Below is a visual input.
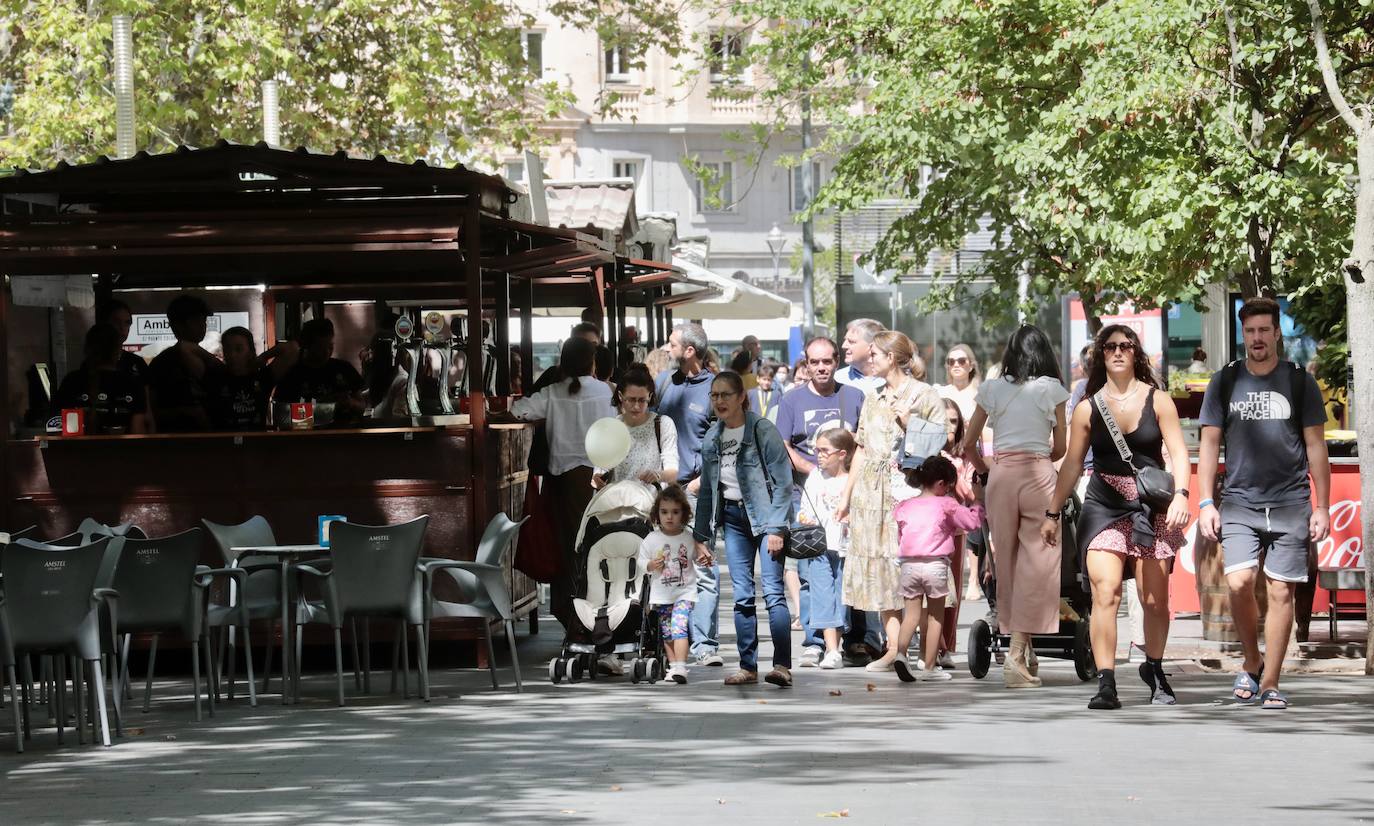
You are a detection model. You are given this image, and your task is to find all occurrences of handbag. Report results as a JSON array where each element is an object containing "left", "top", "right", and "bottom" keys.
[
  {"left": 785, "top": 482, "right": 829, "bottom": 560},
  {"left": 1091, "top": 391, "right": 1174, "bottom": 512}
]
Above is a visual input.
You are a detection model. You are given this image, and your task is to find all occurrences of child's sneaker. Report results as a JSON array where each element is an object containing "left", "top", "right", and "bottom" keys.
[
  {"left": 893, "top": 654, "right": 917, "bottom": 683},
  {"left": 798, "top": 646, "right": 823, "bottom": 668},
  {"left": 670, "top": 663, "right": 688, "bottom": 684},
  {"left": 819, "top": 650, "right": 844, "bottom": 670},
  {"left": 918, "top": 665, "right": 953, "bottom": 681}
]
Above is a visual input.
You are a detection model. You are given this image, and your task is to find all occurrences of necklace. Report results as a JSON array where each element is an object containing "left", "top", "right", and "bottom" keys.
[{"left": 1104, "top": 380, "right": 1139, "bottom": 403}]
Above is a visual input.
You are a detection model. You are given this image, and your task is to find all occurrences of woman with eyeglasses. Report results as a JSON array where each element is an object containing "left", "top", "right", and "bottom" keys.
[
  {"left": 593, "top": 364, "right": 679, "bottom": 489},
  {"left": 692, "top": 371, "right": 796, "bottom": 687},
  {"left": 1040, "top": 325, "right": 1190, "bottom": 709},
  {"left": 836, "top": 331, "right": 948, "bottom": 674},
  {"left": 962, "top": 325, "right": 1069, "bottom": 689}
]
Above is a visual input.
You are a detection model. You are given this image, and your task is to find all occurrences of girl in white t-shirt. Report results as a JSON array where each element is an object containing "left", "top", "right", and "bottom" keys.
[
  {"left": 797, "top": 427, "right": 855, "bottom": 669},
  {"left": 962, "top": 325, "right": 1069, "bottom": 690},
  {"left": 636, "top": 485, "right": 705, "bottom": 684}
]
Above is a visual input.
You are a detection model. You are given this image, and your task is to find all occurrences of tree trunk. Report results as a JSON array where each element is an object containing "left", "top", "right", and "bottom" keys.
[
  {"left": 1348, "top": 129, "right": 1374, "bottom": 673},
  {"left": 1080, "top": 285, "right": 1104, "bottom": 336},
  {"left": 1241, "top": 216, "right": 1277, "bottom": 298}
]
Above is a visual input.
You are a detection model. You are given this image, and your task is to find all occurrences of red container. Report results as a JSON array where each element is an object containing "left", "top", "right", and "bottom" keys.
[{"left": 60, "top": 408, "right": 85, "bottom": 436}]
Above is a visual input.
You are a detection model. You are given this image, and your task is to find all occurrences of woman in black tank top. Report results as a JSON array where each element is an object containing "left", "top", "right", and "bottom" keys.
[{"left": 1040, "top": 326, "right": 1192, "bottom": 710}]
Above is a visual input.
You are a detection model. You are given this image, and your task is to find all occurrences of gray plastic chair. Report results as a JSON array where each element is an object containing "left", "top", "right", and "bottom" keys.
[
  {"left": 421, "top": 513, "right": 529, "bottom": 693},
  {"left": 201, "top": 516, "right": 289, "bottom": 704},
  {"left": 47, "top": 521, "right": 145, "bottom": 548},
  {"left": 0, "top": 538, "right": 118, "bottom": 752},
  {"left": 294, "top": 516, "right": 430, "bottom": 706},
  {"left": 111, "top": 529, "right": 216, "bottom": 721}
]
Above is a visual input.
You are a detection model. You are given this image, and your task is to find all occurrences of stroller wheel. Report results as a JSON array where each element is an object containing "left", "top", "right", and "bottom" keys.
[
  {"left": 549, "top": 657, "right": 566, "bottom": 684},
  {"left": 647, "top": 659, "right": 664, "bottom": 683},
  {"left": 585, "top": 654, "right": 599, "bottom": 681},
  {"left": 1073, "top": 618, "right": 1098, "bottom": 681},
  {"left": 967, "top": 619, "right": 993, "bottom": 679},
  {"left": 631, "top": 659, "right": 645, "bottom": 684},
  {"left": 569, "top": 656, "right": 585, "bottom": 683}
]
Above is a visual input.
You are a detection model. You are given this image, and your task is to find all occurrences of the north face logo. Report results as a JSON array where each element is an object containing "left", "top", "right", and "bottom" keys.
[{"left": 1229, "top": 391, "right": 1292, "bottom": 421}]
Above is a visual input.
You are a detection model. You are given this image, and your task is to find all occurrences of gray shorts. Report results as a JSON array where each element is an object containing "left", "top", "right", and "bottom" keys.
[{"left": 1220, "top": 502, "right": 1313, "bottom": 583}]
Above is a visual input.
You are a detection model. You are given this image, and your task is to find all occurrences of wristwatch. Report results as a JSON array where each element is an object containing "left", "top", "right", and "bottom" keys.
[
  {"left": 1044, "top": 510, "right": 1062, "bottom": 522},
  {"left": 1174, "top": 488, "right": 1189, "bottom": 498},
  {"left": 973, "top": 471, "right": 990, "bottom": 486}
]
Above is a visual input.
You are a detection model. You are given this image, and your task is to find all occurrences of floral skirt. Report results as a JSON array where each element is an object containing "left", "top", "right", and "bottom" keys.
[{"left": 1085, "top": 474, "right": 1184, "bottom": 560}]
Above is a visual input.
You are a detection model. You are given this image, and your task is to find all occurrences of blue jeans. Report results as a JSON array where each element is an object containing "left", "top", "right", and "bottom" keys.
[
  {"left": 804, "top": 552, "right": 845, "bottom": 631},
  {"left": 687, "top": 491, "right": 719, "bottom": 657},
  {"left": 723, "top": 502, "right": 791, "bottom": 671},
  {"left": 843, "top": 608, "right": 884, "bottom": 652}
]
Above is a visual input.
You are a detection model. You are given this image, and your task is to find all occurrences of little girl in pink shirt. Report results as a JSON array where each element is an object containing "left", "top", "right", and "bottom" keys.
[{"left": 891, "top": 454, "right": 986, "bottom": 681}]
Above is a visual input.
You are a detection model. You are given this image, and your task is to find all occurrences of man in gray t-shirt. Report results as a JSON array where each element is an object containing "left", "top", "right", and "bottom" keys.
[{"left": 1197, "top": 298, "right": 1330, "bottom": 710}]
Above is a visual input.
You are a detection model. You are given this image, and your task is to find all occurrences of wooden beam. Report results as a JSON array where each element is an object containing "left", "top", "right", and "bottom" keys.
[{"left": 463, "top": 206, "right": 488, "bottom": 554}]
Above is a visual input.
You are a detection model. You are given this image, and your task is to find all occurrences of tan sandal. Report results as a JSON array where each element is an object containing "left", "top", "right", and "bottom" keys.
[{"left": 724, "top": 670, "right": 759, "bottom": 685}]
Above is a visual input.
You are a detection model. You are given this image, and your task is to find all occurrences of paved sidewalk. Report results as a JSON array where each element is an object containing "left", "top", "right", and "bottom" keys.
[{"left": 2, "top": 590, "right": 1370, "bottom": 825}]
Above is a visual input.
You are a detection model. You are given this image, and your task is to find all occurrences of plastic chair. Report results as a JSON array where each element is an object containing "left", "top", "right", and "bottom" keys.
[
  {"left": 111, "top": 529, "right": 216, "bottom": 721},
  {"left": 201, "top": 516, "right": 290, "bottom": 704},
  {"left": 421, "top": 513, "right": 529, "bottom": 693},
  {"left": 47, "top": 521, "right": 145, "bottom": 548},
  {"left": 294, "top": 516, "right": 430, "bottom": 706},
  {"left": 0, "top": 538, "right": 119, "bottom": 752}
]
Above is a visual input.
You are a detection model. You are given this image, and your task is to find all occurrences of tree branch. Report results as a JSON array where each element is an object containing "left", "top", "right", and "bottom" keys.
[{"left": 1307, "top": 0, "right": 1364, "bottom": 134}]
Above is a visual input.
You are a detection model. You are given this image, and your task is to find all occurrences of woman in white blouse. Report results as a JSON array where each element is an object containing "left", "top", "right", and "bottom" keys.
[
  {"left": 594, "top": 364, "right": 679, "bottom": 488},
  {"left": 511, "top": 336, "right": 616, "bottom": 626},
  {"left": 962, "top": 325, "right": 1069, "bottom": 689}
]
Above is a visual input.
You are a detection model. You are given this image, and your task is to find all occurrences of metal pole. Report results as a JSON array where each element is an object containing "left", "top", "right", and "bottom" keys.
[
  {"left": 112, "top": 15, "right": 135, "bottom": 159},
  {"left": 801, "top": 70, "right": 816, "bottom": 335},
  {"left": 262, "top": 80, "right": 280, "bottom": 146}
]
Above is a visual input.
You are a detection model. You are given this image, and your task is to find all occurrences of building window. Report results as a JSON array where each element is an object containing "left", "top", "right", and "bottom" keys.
[
  {"left": 503, "top": 160, "right": 525, "bottom": 183},
  {"left": 612, "top": 159, "right": 641, "bottom": 183},
  {"left": 708, "top": 31, "right": 745, "bottom": 83},
  {"left": 695, "top": 161, "right": 736, "bottom": 213},
  {"left": 522, "top": 31, "right": 544, "bottom": 75},
  {"left": 604, "top": 43, "right": 631, "bottom": 83},
  {"left": 790, "top": 163, "right": 823, "bottom": 212}
]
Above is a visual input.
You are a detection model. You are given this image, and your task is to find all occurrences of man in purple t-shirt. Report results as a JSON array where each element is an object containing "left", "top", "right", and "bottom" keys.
[{"left": 775, "top": 336, "right": 867, "bottom": 666}]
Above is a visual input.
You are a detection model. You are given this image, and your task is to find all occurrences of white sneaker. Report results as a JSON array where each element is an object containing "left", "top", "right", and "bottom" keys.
[
  {"left": 798, "top": 646, "right": 823, "bottom": 668},
  {"left": 670, "top": 663, "right": 688, "bottom": 684},
  {"left": 892, "top": 654, "right": 916, "bottom": 682},
  {"left": 937, "top": 651, "right": 956, "bottom": 670},
  {"left": 865, "top": 653, "right": 896, "bottom": 672},
  {"left": 918, "top": 665, "right": 953, "bottom": 681},
  {"left": 695, "top": 651, "right": 724, "bottom": 667},
  {"left": 819, "top": 650, "right": 844, "bottom": 670}
]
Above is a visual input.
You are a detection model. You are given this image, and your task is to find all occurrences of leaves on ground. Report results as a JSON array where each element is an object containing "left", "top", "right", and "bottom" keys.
[{"left": 818, "top": 809, "right": 851, "bottom": 818}]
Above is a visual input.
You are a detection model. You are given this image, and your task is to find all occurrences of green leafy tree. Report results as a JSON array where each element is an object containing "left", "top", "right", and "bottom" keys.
[
  {"left": 727, "top": 0, "right": 1366, "bottom": 330},
  {"left": 0, "top": 1, "right": 679, "bottom": 168}
]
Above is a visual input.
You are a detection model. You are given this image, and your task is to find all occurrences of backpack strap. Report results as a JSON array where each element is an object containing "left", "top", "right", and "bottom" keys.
[{"left": 1215, "top": 360, "right": 1241, "bottom": 430}]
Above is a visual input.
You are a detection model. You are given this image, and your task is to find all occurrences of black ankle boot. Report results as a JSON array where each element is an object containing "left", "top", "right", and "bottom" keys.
[
  {"left": 1140, "top": 658, "right": 1176, "bottom": 705},
  {"left": 1088, "top": 669, "right": 1121, "bottom": 710}
]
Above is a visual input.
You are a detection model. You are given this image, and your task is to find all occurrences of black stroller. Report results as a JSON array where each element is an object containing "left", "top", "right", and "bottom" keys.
[{"left": 966, "top": 493, "right": 1097, "bottom": 681}]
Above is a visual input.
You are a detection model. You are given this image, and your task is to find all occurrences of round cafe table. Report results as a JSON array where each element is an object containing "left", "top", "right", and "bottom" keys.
[{"left": 230, "top": 544, "right": 327, "bottom": 705}]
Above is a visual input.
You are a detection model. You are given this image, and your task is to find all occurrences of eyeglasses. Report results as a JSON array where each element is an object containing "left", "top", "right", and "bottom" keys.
[
  {"left": 815, "top": 447, "right": 843, "bottom": 457},
  {"left": 708, "top": 391, "right": 739, "bottom": 401},
  {"left": 1102, "top": 341, "right": 1136, "bottom": 354},
  {"left": 945, "top": 356, "right": 969, "bottom": 366},
  {"left": 620, "top": 396, "right": 650, "bottom": 406}
]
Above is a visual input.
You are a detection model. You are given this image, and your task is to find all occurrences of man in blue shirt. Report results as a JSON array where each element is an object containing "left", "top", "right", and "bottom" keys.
[
  {"left": 837, "top": 318, "right": 884, "bottom": 393},
  {"left": 655, "top": 322, "right": 723, "bottom": 666}
]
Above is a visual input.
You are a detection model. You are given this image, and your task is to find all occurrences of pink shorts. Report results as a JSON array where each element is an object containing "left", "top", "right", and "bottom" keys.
[{"left": 899, "top": 558, "right": 951, "bottom": 600}]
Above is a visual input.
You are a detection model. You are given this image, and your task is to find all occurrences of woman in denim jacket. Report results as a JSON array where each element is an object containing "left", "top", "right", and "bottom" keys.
[{"left": 692, "top": 371, "right": 796, "bottom": 687}]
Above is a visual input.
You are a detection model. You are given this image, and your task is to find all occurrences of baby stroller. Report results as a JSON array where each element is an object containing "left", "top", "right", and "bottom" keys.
[
  {"left": 548, "top": 480, "right": 666, "bottom": 684},
  {"left": 966, "top": 493, "right": 1097, "bottom": 681}
]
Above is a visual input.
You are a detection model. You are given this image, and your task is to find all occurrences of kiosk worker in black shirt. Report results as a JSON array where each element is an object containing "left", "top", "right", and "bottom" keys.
[
  {"left": 207, "top": 326, "right": 273, "bottom": 430},
  {"left": 147, "top": 294, "right": 223, "bottom": 432},
  {"left": 52, "top": 323, "right": 149, "bottom": 434},
  {"left": 274, "top": 319, "right": 365, "bottom": 420}
]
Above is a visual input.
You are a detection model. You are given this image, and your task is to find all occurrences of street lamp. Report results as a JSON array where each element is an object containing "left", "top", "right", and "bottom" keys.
[{"left": 766, "top": 222, "right": 787, "bottom": 290}]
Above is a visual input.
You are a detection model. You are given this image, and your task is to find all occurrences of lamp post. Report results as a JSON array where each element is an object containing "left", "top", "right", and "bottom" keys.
[{"left": 766, "top": 222, "right": 787, "bottom": 291}]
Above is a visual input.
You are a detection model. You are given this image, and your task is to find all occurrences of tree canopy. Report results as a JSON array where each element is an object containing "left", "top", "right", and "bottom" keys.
[
  {"left": 0, "top": 0, "right": 679, "bottom": 169},
  {"left": 733, "top": 0, "right": 1373, "bottom": 328}
]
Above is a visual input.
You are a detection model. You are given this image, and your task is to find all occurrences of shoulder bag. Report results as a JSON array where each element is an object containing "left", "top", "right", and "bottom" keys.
[
  {"left": 1091, "top": 391, "right": 1174, "bottom": 512},
  {"left": 748, "top": 418, "right": 825, "bottom": 559}
]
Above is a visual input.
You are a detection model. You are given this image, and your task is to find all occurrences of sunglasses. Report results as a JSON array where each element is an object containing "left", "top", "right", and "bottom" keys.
[
  {"left": 1102, "top": 341, "right": 1136, "bottom": 354},
  {"left": 945, "top": 356, "right": 969, "bottom": 366}
]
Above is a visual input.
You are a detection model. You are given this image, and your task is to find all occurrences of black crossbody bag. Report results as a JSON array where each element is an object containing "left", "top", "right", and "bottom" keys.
[{"left": 1092, "top": 391, "right": 1174, "bottom": 512}]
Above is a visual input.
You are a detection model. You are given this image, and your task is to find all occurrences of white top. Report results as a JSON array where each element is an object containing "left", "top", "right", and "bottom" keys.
[
  {"left": 836, "top": 364, "right": 884, "bottom": 394},
  {"left": 718, "top": 424, "right": 745, "bottom": 500},
  {"left": 937, "top": 382, "right": 978, "bottom": 423},
  {"left": 798, "top": 469, "right": 850, "bottom": 555},
  {"left": 636, "top": 528, "right": 699, "bottom": 606},
  {"left": 974, "top": 376, "right": 1069, "bottom": 456},
  {"left": 510, "top": 376, "right": 616, "bottom": 475},
  {"left": 608, "top": 414, "right": 679, "bottom": 483}
]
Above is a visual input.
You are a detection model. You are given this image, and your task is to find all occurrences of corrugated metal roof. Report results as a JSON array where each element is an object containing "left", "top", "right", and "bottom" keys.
[{"left": 543, "top": 179, "right": 638, "bottom": 242}]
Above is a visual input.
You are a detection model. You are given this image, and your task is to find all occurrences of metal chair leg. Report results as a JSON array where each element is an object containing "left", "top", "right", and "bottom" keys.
[
  {"left": 261, "top": 627, "right": 274, "bottom": 695},
  {"left": 6, "top": 665, "right": 21, "bottom": 754},
  {"left": 332, "top": 627, "right": 346, "bottom": 707},
  {"left": 389, "top": 629, "right": 400, "bottom": 694},
  {"left": 351, "top": 619, "right": 363, "bottom": 690},
  {"left": 399, "top": 619, "right": 410, "bottom": 699},
  {"left": 240, "top": 620, "right": 258, "bottom": 707},
  {"left": 19, "top": 656, "right": 33, "bottom": 741},
  {"left": 72, "top": 656, "right": 85, "bottom": 746},
  {"left": 119, "top": 635, "right": 133, "bottom": 702},
  {"left": 505, "top": 620, "right": 524, "bottom": 693},
  {"left": 54, "top": 656, "right": 65, "bottom": 746},
  {"left": 413, "top": 623, "right": 430, "bottom": 702},
  {"left": 482, "top": 621, "right": 500, "bottom": 690},
  {"left": 90, "top": 660, "right": 111, "bottom": 748},
  {"left": 203, "top": 635, "right": 216, "bottom": 718},
  {"left": 144, "top": 634, "right": 159, "bottom": 713},
  {"left": 361, "top": 620, "right": 372, "bottom": 694},
  {"left": 191, "top": 632, "right": 202, "bottom": 723}
]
